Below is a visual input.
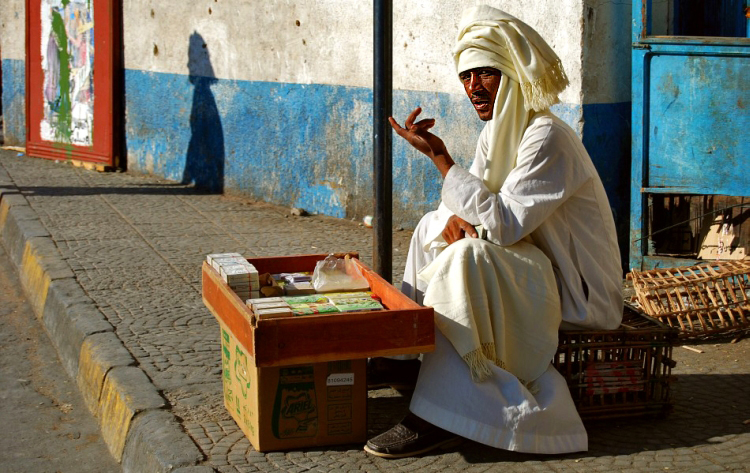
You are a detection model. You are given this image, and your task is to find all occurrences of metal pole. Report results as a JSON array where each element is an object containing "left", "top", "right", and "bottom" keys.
[{"left": 373, "top": 0, "right": 393, "bottom": 282}]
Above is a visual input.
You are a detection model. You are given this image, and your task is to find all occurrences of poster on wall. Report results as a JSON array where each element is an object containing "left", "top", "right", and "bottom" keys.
[
  {"left": 40, "top": 0, "right": 95, "bottom": 146},
  {"left": 26, "top": 0, "right": 120, "bottom": 168}
]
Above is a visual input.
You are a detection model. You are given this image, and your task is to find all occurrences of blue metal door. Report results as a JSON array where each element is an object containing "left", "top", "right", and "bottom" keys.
[{"left": 630, "top": 0, "right": 750, "bottom": 270}]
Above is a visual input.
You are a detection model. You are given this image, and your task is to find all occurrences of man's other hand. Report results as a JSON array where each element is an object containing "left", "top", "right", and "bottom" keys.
[{"left": 442, "top": 215, "right": 478, "bottom": 245}]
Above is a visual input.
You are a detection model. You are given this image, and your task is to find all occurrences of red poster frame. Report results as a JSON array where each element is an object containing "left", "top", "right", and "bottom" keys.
[{"left": 25, "top": 0, "right": 121, "bottom": 168}]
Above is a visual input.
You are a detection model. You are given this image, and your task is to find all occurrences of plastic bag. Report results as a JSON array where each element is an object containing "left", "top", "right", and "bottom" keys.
[{"left": 311, "top": 254, "right": 370, "bottom": 293}]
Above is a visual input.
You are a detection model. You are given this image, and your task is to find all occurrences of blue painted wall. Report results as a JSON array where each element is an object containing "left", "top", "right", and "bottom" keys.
[
  {"left": 124, "top": 68, "right": 484, "bottom": 226},
  {"left": 1, "top": 59, "right": 26, "bottom": 146},
  {"left": 581, "top": 101, "right": 632, "bottom": 268}
]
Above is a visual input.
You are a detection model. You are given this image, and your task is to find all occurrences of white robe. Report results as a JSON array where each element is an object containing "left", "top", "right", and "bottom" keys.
[{"left": 403, "top": 110, "right": 623, "bottom": 454}]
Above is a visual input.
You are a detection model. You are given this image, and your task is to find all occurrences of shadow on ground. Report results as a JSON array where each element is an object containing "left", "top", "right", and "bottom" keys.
[{"left": 351, "top": 372, "right": 750, "bottom": 464}]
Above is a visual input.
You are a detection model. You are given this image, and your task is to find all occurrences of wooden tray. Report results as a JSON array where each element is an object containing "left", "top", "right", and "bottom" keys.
[{"left": 202, "top": 253, "right": 434, "bottom": 367}]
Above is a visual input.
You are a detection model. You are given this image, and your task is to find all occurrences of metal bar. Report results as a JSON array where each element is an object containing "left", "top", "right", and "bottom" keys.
[
  {"left": 642, "top": 187, "right": 750, "bottom": 197},
  {"left": 633, "top": 0, "right": 647, "bottom": 43},
  {"left": 373, "top": 0, "right": 393, "bottom": 282},
  {"left": 640, "top": 38, "right": 750, "bottom": 50},
  {"left": 629, "top": 48, "right": 651, "bottom": 270}
]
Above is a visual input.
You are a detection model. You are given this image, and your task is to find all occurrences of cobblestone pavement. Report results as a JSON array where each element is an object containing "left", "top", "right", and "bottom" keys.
[{"left": 1, "top": 149, "right": 749, "bottom": 472}]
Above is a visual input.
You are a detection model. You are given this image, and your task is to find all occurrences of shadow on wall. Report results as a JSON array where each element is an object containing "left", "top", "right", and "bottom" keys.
[{"left": 183, "top": 31, "right": 224, "bottom": 193}]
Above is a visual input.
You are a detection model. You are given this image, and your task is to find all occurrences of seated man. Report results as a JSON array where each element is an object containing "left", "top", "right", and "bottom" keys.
[{"left": 364, "top": 5, "right": 623, "bottom": 458}]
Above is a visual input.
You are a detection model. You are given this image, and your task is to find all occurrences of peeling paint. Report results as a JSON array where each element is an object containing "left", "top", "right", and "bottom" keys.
[
  {"left": 1, "top": 59, "right": 27, "bottom": 146},
  {"left": 646, "top": 52, "right": 749, "bottom": 196}
]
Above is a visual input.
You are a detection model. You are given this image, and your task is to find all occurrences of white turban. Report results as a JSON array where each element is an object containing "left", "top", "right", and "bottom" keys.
[{"left": 453, "top": 6, "right": 569, "bottom": 193}]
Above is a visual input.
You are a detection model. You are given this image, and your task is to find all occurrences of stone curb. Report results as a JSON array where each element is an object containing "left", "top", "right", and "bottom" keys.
[
  {"left": 122, "top": 410, "right": 206, "bottom": 473},
  {"left": 0, "top": 185, "right": 206, "bottom": 472}
]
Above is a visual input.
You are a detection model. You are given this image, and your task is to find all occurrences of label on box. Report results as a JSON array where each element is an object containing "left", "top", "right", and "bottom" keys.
[
  {"left": 327, "top": 422, "right": 353, "bottom": 436},
  {"left": 327, "top": 403, "right": 353, "bottom": 421},
  {"left": 272, "top": 366, "right": 318, "bottom": 439},
  {"left": 326, "top": 373, "right": 354, "bottom": 386}
]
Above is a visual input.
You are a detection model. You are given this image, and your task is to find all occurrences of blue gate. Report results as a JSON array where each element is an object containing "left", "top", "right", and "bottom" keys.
[{"left": 630, "top": 0, "right": 750, "bottom": 270}]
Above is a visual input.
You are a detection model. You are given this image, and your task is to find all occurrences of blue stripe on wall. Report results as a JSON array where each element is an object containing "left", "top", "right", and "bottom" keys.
[
  {"left": 1, "top": 59, "right": 26, "bottom": 146},
  {"left": 124, "top": 70, "right": 630, "bottom": 255},
  {"left": 581, "top": 101, "right": 632, "bottom": 270},
  {"left": 124, "top": 69, "right": 484, "bottom": 224}
]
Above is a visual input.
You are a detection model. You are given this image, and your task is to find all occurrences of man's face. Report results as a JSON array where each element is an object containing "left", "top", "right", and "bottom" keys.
[{"left": 459, "top": 67, "right": 502, "bottom": 121}]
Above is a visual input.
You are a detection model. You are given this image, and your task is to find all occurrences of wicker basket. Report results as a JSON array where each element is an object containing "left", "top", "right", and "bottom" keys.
[
  {"left": 629, "top": 261, "right": 750, "bottom": 339},
  {"left": 552, "top": 304, "right": 677, "bottom": 420}
]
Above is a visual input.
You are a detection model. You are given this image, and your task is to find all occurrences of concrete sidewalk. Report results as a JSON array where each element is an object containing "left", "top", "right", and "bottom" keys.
[{"left": 0, "top": 148, "right": 748, "bottom": 473}]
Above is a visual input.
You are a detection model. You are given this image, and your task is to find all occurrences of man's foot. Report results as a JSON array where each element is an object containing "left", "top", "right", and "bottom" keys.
[
  {"left": 364, "top": 412, "right": 462, "bottom": 458},
  {"left": 366, "top": 357, "right": 421, "bottom": 390}
]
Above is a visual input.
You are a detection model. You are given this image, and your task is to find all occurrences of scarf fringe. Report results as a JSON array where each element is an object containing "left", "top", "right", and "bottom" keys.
[
  {"left": 520, "top": 58, "right": 570, "bottom": 112},
  {"left": 462, "top": 343, "right": 540, "bottom": 394},
  {"left": 462, "top": 345, "right": 496, "bottom": 383},
  {"left": 525, "top": 379, "right": 541, "bottom": 395}
]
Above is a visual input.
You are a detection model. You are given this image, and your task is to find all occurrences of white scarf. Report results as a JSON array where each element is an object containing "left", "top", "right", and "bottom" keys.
[
  {"left": 453, "top": 5, "right": 569, "bottom": 193},
  {"left": 419, "top": 239, "right": 561, "bottom": 385}
]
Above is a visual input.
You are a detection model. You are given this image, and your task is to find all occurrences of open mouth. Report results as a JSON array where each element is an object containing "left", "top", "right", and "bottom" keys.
[
  {"left": 471, "top": 94, "right": 491, "bottom": 111},
  {"left": 472, "top": 98, "right": 491, "bottom": 111}
]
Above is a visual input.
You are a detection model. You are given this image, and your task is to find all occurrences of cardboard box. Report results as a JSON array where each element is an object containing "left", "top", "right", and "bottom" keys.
[
  {"left": 698, "top": 215, "right": 746, "bottom": 260},
  {"left": 202, "top": 252, "right": 434, "bottom": 451},
  {"left": 218, "top": 319, "right": 366, "bottom": 451}
]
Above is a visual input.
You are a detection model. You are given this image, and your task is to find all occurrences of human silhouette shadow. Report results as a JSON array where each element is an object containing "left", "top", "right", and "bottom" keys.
[{"left": 183, "top": 32, "right": 224, "bottom": 193}]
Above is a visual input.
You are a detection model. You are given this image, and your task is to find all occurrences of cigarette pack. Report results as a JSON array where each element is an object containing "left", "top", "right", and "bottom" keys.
[
  {"left": 282, "top": 295, "right": 329, "bottom": 305},
  {"left": 276, "top": 272, "right": 313, "bottom": 283},
  {"left": 211, "top": 256, "right": 247, "bottom": 271},
  {"left": 324, "top": 292, "right": 376, "bottom": 301},
  {"left": 206, "top": 252, "right": 243, "bottom": 266},
  {"left": 284, "top": 281, "right": 316, "bottom": 295},
  {"left": 291, "top": 303, "right": 340, "bottom": 316},
  {"left": 256, "top": 307, "right": 294, "bottom": 319},
  {"left": 254, "top": 297, "right": 285, "bottom": 304},
  {"left": 331, "top": 298, "right": 384, "bottom": 313},
  {"left": 249, "top": 301, "right": 291, "bottom": 311}
]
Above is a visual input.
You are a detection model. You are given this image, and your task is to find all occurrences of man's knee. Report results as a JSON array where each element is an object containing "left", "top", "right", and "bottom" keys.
[{"left": 449, "top": 237, "right": 492, "bottom": 257}]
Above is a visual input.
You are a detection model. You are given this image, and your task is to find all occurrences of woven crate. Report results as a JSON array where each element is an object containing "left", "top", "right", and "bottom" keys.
[
  {"left": 629, "top": 261, "right": 750, "bottom": 339},
  {"left": 552, "top": 304, "right": 677, "bottom": 420}
]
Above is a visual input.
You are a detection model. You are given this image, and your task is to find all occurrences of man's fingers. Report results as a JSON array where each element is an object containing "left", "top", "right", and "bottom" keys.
[
  {"left": 412, "top": 118, "right": 435, "bottom": 130},
  {"left": 404, "top": 107, "right": 422, "bottom": 128},
  {"left": 389, "top": 117, "right": 411, "bottom": 140},
  {"left": 461, "top": 221, "right": 478, "bottom": 237}
]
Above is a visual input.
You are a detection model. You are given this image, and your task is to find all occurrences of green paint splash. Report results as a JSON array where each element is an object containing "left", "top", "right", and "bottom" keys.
[{"left": 51, "top": 9, "right": 72, "bottom": 143}]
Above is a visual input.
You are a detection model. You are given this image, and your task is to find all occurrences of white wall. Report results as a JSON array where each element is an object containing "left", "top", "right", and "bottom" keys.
[
  {"left": 123, "top": 0, "right": 585, "bottom": 105},
  {"left": 0, "top": 0, "right": 26, "bottom": 60},
  {"left": 0, "top": 0, "right": 633, "bottom": 112}
]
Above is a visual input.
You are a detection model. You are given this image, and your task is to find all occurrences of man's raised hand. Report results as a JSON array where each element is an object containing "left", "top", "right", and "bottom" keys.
[{"left": 389, "top": 107, "right": 455, "bottom": 178}]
